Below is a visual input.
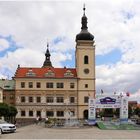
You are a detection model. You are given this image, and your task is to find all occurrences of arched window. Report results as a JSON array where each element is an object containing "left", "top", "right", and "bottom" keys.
[{"left": 84, "top": 55, "right": 89, "bottom": 64}]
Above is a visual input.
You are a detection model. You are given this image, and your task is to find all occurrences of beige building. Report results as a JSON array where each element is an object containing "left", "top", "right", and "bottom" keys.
[
  {"left": 14, "top": 7, "right": 95, "bottom": 120},
  {"left": 0, "top": 87, "right": 3, "bottom": 103}
]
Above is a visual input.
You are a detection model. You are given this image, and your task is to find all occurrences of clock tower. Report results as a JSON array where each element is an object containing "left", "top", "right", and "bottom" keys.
[{"left": 75, "top": 5, "right": 96, "bottom": 119}]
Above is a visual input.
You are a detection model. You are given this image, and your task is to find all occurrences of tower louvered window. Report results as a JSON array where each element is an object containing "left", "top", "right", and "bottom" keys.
[{"left": 84, "top": 55, "right": 89, "bottom": 64}]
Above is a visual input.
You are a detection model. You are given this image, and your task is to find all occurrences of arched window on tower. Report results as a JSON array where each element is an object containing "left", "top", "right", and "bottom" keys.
[{"left": 84, "top": 55, "right": 89, "bottom": 64}]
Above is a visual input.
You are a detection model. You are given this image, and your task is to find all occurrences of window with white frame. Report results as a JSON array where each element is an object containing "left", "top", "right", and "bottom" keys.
[
  {"left": 70, "top": 97, "right": 75, "bottom": 103},
  {"left": 28, "top": 82, "right": 33, "bottom": 88},
  {"left": 56, "top": 83, "right": 64, "bottom": 88},
  {"left": 29, "top": 96, "right": 33, "bottom": 102},
  {"left": 21, "top": 82, "right": 25, "bottom": 88},
  {"left": 29, "top": 110, "right": 33, "bottom": 117},
  {"left": 21, "top": 96, "right": 25, "bottom": 103},
  {"left": 46, "top": 82, "right": 53, "bottom": 88},
  {"left": 56, "top": 97, "right": 64, "bottom": 103},
  {"left": 46, "top": 97, "right": 53, "bottom": 103},
  {"left": 21, "top": 110, "right": 26, "bottom": 116},
  {"left": 70, "top": 83, "right": 75, "bottom": 88}
]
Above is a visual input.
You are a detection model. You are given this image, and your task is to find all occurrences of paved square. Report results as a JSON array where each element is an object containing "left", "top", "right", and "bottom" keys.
[{"left": 1, "top": 124, "right": 140, "bottom": 139}]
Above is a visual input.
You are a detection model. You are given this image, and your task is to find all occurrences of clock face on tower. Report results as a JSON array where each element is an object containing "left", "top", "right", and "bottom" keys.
[{"left": 84, "top": 68, "right": 89, "bottom": 74}]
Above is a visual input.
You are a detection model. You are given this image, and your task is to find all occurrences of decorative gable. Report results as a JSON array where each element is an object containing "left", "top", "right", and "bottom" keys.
[
  {"left": 26, "top": 69, "right": 36, "bottom": 77},
  {"left": 64, "top": 70, "right": 74, "bottom": 77},
  {"left": 45, "top": 69, "right": 55, "bottom": 77}
]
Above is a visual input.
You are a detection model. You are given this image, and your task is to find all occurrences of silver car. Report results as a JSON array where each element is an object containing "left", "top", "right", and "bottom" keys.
[{"left": 0, "top": 120, "right": 16, "bottom": 134}]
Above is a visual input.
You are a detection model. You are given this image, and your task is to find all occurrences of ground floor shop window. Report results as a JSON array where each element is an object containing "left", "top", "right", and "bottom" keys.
[
  {"left": 36, "top": 111, "right": 41, "bottom": 117},
  {"left": 46, "top": 111, "right": 54, "bottom": 117},
  {"left": 71, "top": 111, "right": 75, "bottom": 116},
  {"left": 57, "top": 111, "right": 64, "bottom": 117},
  {"left": 29, "top": 111, "right": 33, "bottom": 116},
  {"left": 21, "top": 110, "right": 26, "bottom": 116}
]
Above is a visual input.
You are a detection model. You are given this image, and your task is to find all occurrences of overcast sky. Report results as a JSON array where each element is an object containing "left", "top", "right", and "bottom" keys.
[{"left": 0, "top": 0, "right": 140, "bottom": 102}]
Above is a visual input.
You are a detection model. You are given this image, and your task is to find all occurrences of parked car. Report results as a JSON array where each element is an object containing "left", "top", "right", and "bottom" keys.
[
  {"left": 0, "top": 120, "right": 16, "bottom": 134},
  {"left": 136, "top": 119, "right": 140, "bottom": 125}
]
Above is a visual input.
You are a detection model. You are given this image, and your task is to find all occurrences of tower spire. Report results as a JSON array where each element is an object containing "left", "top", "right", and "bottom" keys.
[
  {"left": 42, "top": 42, "right": 53, "bottom": 68},
  {"left": 76, "top": 5, "right": 94, "bottom": 41},
  {"left": 47, "top": 42, "right": 49, "bottom": 49},
  {"left": 81, "top": 4, "right": 88, "bottom": 30},
  {"left": 83, "top": 3, "right": 85, "bottom": 15}
]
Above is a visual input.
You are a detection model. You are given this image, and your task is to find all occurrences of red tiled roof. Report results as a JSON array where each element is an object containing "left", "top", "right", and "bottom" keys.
[
  {"left": 14, "top": 67, "right": 77, "bottom": 78},
  {"left": 129, "top": 101, "right": 138, "bottom": 104}
]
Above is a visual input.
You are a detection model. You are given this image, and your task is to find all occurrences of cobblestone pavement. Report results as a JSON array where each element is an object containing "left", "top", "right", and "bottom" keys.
[{"left": 1, "top": 124, "right": 140, "bottom": 139}]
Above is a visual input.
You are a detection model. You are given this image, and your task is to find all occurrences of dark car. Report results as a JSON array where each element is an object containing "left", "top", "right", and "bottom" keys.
[
  {"left": 100, "top": 97, "right": 116, "bottom": 104},
  {"left": 136, "top": 119, "right": 140, "bottom": 125}
]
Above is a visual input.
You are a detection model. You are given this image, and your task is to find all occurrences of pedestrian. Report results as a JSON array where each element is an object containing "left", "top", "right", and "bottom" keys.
[
  {"left": 36, "top": 116, "right": 39, "bottom": 124},
  {"left": 45, "top": 116, "right": 48, "bottom": 127},
  {"left": 39, "top": 116, "right": 42, "bottom": 123}
]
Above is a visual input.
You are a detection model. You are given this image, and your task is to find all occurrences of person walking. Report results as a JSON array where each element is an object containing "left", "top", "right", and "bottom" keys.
[
  {"left": 36, "top": 116, "right": 39, "bottom": 124},
  {"left": 45, "top": 116, "right": 48, "bottom": 127}
]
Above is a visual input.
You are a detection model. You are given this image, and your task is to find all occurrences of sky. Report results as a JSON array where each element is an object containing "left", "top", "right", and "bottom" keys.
[{"left": 0, "top": 0, "right": 140, "bottom": 102}]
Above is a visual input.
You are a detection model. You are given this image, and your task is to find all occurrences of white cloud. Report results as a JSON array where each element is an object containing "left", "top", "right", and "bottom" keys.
[
  {"left": 129, "top": 89, "right": 140, "bottom": 103},
  {"left": 0, "top": 73, "right": 7, "bottom": 79},
  {"left": 0, "top": 38, "right": 9, "bottom": 51},
  {"left": 96, "top": 62, "right": 140, "bottom": 94},
  {"left": 0, "top": 48, "right": 44, "bottom": 75},
  {"left": 51, "top": 52, "right": 72, "bottom": 67}
]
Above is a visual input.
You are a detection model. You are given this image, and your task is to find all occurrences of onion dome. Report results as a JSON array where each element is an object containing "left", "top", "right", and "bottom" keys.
[{"left": 76, "top": 5, "right": 94, "bottom": 41}]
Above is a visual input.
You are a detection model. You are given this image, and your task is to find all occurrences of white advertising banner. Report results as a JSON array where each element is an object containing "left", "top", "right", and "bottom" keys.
[
  {"left": 88, "top": 98, "right": 96, "bottom": 120},
  {"left": 120, "top": 96, "right": 128, "bottom": 121}
]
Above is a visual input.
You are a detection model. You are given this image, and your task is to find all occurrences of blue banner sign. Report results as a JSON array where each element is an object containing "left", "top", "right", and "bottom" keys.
[{"left": 100, "top": 97, "right": 116, "bottom": 104}]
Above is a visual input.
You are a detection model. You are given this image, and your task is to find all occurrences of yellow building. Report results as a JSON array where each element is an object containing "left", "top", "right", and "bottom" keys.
[{"left": 14, "top": 7, "right": 95, "bottom": 120}]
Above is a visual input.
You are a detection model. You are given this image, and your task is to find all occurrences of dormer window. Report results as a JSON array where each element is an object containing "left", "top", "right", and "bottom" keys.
[
  {"left": 45, "top": 69, "right": 55, "bottom": 77},
  {"left": 26, "top": 69, "right": 36, "bottom": 77},
  {"left": 64, "top": 70, "right": 74, "bottom": 77}
]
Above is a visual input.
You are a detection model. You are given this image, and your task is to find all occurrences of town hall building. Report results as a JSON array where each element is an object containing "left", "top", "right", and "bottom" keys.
[{"left": 14, "top": 6, "right": 96, "bottom": 120}]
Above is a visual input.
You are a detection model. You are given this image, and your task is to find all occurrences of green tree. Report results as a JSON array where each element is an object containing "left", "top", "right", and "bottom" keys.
[
  {"left": 8, "top": 105, "right": 18, "bottom": 123},
  {"left": 0, "top": 103, "right": 9, "bottom": 118},
  {"left": 134, "top": 107, "right": 140, "bottom": 117},
  {"left": 128, "top": 105, "right": 133, "bottom": 118},
  {"left": 0, "top": 103, "right": 17, "bottom": 123},
  {"left": 113, "top": 108, "right": 120, "bottom": 118}
]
